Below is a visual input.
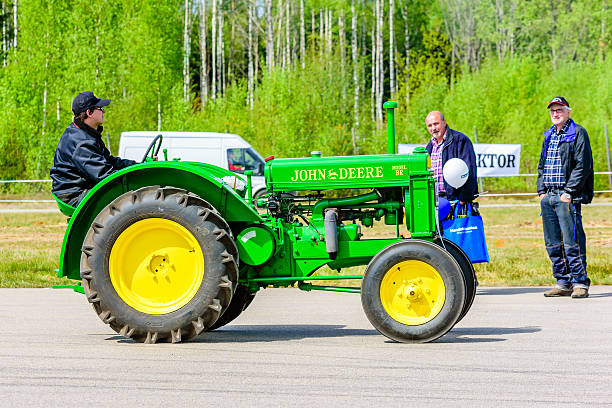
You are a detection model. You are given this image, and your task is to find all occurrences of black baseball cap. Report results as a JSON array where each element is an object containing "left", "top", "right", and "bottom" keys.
[
  {"left": 72, "top": 91, "right": 111, "bottom": 115},
  {"left": 547, "top": 96, "right": 570, "bottom": 109}
]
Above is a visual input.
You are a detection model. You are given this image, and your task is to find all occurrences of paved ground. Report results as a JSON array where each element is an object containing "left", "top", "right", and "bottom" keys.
[{"left": 0, "top": 286, "right": 611, "bottom": 407}]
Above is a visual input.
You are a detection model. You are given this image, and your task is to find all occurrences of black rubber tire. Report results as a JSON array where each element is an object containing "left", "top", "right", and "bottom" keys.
[
  {"left": 207, "top": 284, "right": 256, "bottom": 331},
  {"left": 80, "top": 186, "right": 239, "bottom": 343},
  {"left": 434, "top": 237, "right": 477, "bottom": 323},
  {"left": 361, "top": 240, "right": 466, "bottom": 343}
]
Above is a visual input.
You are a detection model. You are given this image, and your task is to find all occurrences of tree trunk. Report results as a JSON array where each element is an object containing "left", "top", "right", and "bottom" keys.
[
  {"left": 157, "top": 88, "right": 162, "bottom": 131},
  {"left": 327, "top": 9, "right": 333, "bottom": 56},
  {"left": 285, "top": 0, "right": 290, "bottom": 69},
  {"left": 550, "top": 0, "right": 557, "bottom": 70},
  {"left": 183, "top": 0, "right": 191, "bottom": 102},
  {"left": 219, "top": 9, "right": 225, "bottom": 94},
  {"left": 199, "top": 0, "right": 209, "bottom": 104},
  {"left": 276, "top": 0, "right": 283, "bottom": 70},
  {"left": 2, "top": 1, "right": 6, "bottom": 67},
  {"left": 602, "top": 1, "right": 607, "bottom": 62},
  {"left": 247, "top": 0, "right": 254, "bottom": 107},
  {"left": 13, "top": 0, "right": 17, "bottom": 55},
  {"left": 212, "top": 0, "right": 217, "bottom": 99},
  {"left": 254, "top": 10, "right": 259, "bottom": 85},
  {"left": 400, "top": 5, "right": 410, "bottom": 107},
  {"left": 351, "top": 0, "right": 359, "bottom": 154},
  {"left": 266, "top": 0, "right": 274, "bottom": 72},
  {"left": 339, "top": 9, "right": 346, "bottom": 101},
  {"left": 300, "top": 0, "right": 305, "bottom": 68},
  {"left": 229, "top": 0, "right": 235, "bottom": 84},
  {"left": 370, "top": 24, "right": 375, "bottom": 124},
  {"left": 389, "top": 0, "right": 395, "bottom": 97},
  {"left": 375, "top": 0, "right": 383, "bottom": 123},
  {"left": 311, "top": 8, "right": 315, "bottom": 42},
  {"left": 319, "top": 9, "right": 323, "bottom": 57}
]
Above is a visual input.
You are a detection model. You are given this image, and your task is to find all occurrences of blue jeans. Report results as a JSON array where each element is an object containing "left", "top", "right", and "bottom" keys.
[{"left": 540, "top": 193, "right": 589, "bottom": 289}]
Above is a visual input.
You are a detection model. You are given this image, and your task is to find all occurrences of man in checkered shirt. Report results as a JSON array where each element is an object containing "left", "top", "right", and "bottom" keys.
[
  {"left": 425, "top": 111, "right": 478, "bottom": 205},
  {"left": 537, "top": 97, "right": 594, "bottom": 298}
]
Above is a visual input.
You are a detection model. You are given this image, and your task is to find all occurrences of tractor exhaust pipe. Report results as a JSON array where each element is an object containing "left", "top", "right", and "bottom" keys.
[
  {"left": 383, "top": 101, "right": 398, "bottom": 154},
  {"left": 324, "top": 209, "right": 339, "bottom": 260}
]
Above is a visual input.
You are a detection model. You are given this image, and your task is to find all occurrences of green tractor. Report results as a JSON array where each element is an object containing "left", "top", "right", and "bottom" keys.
[{"left": 55, "top": 102, "right": 476, "bottom": 343}]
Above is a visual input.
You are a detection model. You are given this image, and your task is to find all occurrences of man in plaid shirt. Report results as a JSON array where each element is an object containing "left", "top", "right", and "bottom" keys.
[
  {"left": 537, "top": 97, "right": 594, "bottom": 298},
  {"left": 425, "top": 111, "right": 478, "bottom": 205}
]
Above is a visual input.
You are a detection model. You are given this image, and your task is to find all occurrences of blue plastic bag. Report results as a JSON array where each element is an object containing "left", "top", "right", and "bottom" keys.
[{"left": 442, "top": 203, "right": 490, "bottom": 264}]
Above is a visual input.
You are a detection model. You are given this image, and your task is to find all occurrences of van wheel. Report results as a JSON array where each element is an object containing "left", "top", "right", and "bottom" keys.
[{"left": 80, "top": 186, "right": 238, "bottom": 343}]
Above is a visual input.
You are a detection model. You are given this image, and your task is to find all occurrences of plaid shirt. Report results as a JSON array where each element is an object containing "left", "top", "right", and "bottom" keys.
[
  {"left": 543, "top": 119, "right": 572, "bottom": 189},
  {"left": 430, "top": 134, "right": 446, "bottom": 192}
]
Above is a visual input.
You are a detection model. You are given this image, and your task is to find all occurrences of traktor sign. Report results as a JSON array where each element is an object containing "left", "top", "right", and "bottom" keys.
[{"left": 398, "top": 143, "right": 521, "bottom": 177}]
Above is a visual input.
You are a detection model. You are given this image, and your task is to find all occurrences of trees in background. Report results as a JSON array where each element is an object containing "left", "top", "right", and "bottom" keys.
[{"left": 0, "top": 0, "right": 610, "bottom": 189}]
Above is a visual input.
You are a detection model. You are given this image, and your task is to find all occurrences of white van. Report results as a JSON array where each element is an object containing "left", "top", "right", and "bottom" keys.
[{"left": 118, "top": 131, "right": 268, "bottom": 197}]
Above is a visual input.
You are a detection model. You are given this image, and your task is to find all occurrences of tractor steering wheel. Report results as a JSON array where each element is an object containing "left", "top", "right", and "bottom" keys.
[{"left": 141, "top": 134, "right": 163, "bottom": 162}]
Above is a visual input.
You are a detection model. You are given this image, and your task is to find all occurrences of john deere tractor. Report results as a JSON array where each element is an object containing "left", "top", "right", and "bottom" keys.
[{"left": 55, "top": 102, "right": 476, "bottom": 343}]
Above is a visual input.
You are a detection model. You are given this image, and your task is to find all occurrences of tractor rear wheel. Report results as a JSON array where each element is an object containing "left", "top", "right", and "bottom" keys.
[
  {"left": 434, "top": 237, "right": 477, "bottom": 323},
  {"left": 361, "top": 240, "right": 465, "bottom": 343},
  {"left": 207, "top": 284, "right": 256, "bottom": 331},
  {"left": 80, "top": 186, "right": 238, "bottom": 343}
]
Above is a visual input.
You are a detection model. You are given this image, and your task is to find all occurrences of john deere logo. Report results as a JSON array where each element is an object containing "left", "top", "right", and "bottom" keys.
[{"left": 290, "top": 166, "right": 384, "bottom": 182}]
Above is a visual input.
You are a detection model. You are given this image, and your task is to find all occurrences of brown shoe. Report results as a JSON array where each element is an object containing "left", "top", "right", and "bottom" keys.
[
  {"left": 543, "top": 287, "right": 573, "bottom": 297},
  {"left": 571, "top": 287, "right": 589, "bottom": 298}
]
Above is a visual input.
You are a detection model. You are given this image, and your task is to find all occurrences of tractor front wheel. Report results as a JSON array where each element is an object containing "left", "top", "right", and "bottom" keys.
[
  {"left": 80, "top": 186, "right": 238, "bottom": 343},
  {"left": 361, "top": 240, "right": 465, "bottom": 343}
]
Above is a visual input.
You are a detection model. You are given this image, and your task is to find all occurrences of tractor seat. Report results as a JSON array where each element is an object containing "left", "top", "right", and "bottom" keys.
[{"left": 52, "top": 192, "right": 76, "bottom": 217}]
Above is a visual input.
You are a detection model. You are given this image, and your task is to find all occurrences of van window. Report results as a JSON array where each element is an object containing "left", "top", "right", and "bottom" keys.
[{"left": 227, "top": 148, "right": 264, "bottom": 176}]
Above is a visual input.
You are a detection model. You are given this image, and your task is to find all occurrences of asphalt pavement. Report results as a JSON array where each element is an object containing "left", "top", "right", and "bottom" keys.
[{"left": 0, "top": 286, "right": 611, "bottom": 407}]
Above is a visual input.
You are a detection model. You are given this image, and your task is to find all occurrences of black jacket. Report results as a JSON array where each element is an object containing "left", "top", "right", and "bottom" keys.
[
  {"left": 426, "top": 126, "right": 479, "bottom": 202},
  {"left": 537, "top": 119, "right": 594, "bottom": 203},
  {"left": 50, "top": 119, "right": 136, "bottom": 197}
]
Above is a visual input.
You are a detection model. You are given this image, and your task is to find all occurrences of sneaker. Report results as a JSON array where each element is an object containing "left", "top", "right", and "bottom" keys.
[
  {"left": 543, "top": 287, "right": 573, "bottom": 297},
  {"left": 571, "top": 287, "right": 589, "bottom": 298}
]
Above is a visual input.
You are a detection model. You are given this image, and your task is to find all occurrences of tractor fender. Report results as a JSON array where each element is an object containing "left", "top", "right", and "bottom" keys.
[{"left": 58, "top": 161, "right": 262, "bottom": 280}]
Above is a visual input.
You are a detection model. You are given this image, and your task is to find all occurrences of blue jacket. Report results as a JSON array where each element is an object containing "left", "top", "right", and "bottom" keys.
[
  {"left": 50, "top": 119, "right": 136, "bottom": 198},
  {"left": 537, "top": 119, "right": 594, "bottom": 203},
  {"left": 426, "top": 126, "right": 478, "bottom": 202}
]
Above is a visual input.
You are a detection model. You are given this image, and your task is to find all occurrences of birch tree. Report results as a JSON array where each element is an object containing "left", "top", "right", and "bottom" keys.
[
  {"left": 266, "top": 0, "right": 274, "bottom": 72},
  {"left": 247, "top": 0, "right": 254, "bottom": 107},
  {"left": 228, "top": 0, "right": 235, "bottom": 83},
  {"left": 370, "top": 24, "right": 375, "bottom": 123},
  {"left": 218, "top": 7, "right": 225, "bottom": 94},
  {"left": 2, "top": 2, "right": 6, "bottom": 66},
  {"left": 400, "top": 4, "right": 410, "bottom": 106},
  {"left": 183, "top": 0, "right": 191, "bottom": 102},
  {"left": 212, "top": 0, "right": 217, "bottom": 99},
  {"left": 300, "top": 0, "right": 305, "bottom": 68},
  {"left": 375, "top": 0, "right": 383, "bottom": 123},
  {"left": 602, "top": 1, "right": 607, "bottom": 61},
  {"left": 285, "top": 1, "right": 290, "bottom": 69},
  {"left": 199, "top": 0, "right": 209, "bottom": 104},
  {"left": 13, "top": 0, "right": 16, "bottom": 55},
  {"left": 339, "top": 9, "right": 346, "bottom": 101},
  {"left": 351, "top": 0, "right": 359, "bottom": 154},
  {"left": 389, "top": 0, "right": 396, "bottom": 97},
  {"left": 319, "top": 9, "right": 324, "bottom": 57}
]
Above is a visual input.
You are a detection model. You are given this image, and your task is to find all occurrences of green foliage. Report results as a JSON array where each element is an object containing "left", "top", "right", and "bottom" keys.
[{"left": 0, "top": 0, "right": 611, "bottom": 194}]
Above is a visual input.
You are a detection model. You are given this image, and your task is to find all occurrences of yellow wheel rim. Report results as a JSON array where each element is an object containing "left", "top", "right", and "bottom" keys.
[
  {"left": 380, "top": 260, "right": 446, "bottom": 325},
  {"left": 109, "top": 218, "right": 204, "bottom": 315}
]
